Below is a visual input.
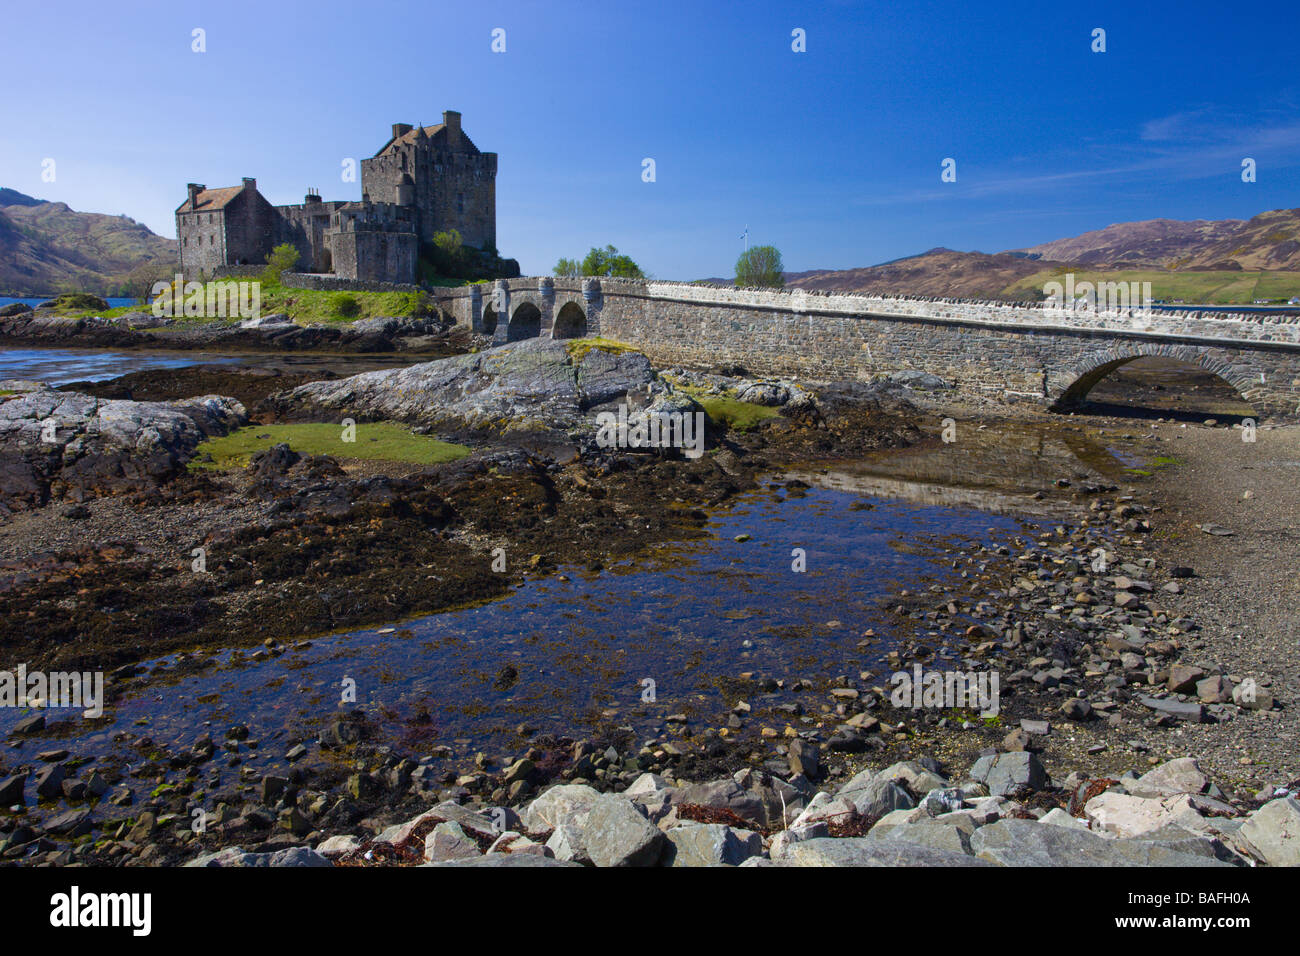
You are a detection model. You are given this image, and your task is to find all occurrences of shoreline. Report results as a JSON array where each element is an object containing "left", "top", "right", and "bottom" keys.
[{"left": 0, "top": 349, "right": 1295, "bottom": 867}]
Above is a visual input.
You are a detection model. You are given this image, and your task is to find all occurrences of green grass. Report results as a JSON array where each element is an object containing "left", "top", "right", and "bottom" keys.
[
  {"left": 190, "top": 422, "right": 471, "bottom": 471},
  {"left": 564, "top": 336, "right": 641, "bottom": 362},
  {"left": 44, "top": 280, "right": 448, "bottom": 324},
  {"left": 1004, "top": 268, "right": 1300, "bottom": 305},
  {"left": 672, "top": 385, "right": 779, "bottom": 431}
]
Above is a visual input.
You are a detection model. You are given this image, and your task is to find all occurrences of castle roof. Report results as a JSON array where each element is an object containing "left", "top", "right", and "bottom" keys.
[
  {"left": 375, "top": 123, "right": 480, "bottom": 156},
  {"left": 175, "top": 185, "right": 244, "bottom": 214}
]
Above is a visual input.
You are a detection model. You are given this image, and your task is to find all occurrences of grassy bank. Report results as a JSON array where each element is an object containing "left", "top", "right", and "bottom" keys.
[
  {"left": 191, "top": 422, "right": 471, "bottom": 471},
  {"left": 30, "top": 280, "right": 464, "bottom": 325}
]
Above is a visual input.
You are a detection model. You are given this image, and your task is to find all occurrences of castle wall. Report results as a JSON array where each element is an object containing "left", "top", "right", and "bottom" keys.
[
  {"left": 276, "top": 201, "right": 345, "bottom": 273},
  {"left": 281, "top": 272, "right": 420, "bottom": 293},
  {"left": 362, "top": 147, "right": 496, "bottom": 249}
]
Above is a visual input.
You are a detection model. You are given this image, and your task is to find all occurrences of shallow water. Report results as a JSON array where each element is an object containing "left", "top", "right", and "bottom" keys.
[
  {"left": 0, "top": 414, "right": 1141, "bottom": 782},
  {"left": 0, "top": 347, "right": 424, "bottom": 386},
  {"left": 1, "top": 485, "right": 1031, "bottom": 774}
]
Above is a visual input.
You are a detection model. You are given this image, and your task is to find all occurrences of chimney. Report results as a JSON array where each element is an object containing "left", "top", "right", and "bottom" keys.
[
  {"left": 187, "top": 183, "right": 204, "bottom": 208},
  {"left": 305, "top": 187, "right": 320, "bottom": 204},
  {"left": 242, "top": 177, "right": 257, "bottom": 191},
  {"left": 443, "top": 110, "right": 461, "bottom": 146},
  {"left": 392, "top": 123, "right": 413, "bottom": 140}
]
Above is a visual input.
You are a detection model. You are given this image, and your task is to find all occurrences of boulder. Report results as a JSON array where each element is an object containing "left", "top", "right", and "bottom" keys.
[
  {"left": 0, "top": 773, "right": 27, "bottom": 805},
  {"left": 777, "top": 837, "right": 993, "bottom": 867},
  {"left": 1127, "top": 758, "right": 1215, "bottom": 798},
  {"left": 972, "top": 819, "right": 1230, "bottom": 867},
  {"left": 424, "top": 821, "right": 482, "bottom": 862},
  {"left": 520, "top": 783, "right": 602, "bottom": 833},
  {"left": 663, "top": 823, "right": 763, "bottom": 867},
  {"left": 1083, "top": 792, "right": 1212, "bottom": 839},
  {"left": 835, "top": 770, "right": 917, "bottom": 819},
  {"left": 0, "top": 384, "right": 246, "bottom": 508},
  {"left": 578, "top": 794, "right": 667, "bottom": 867},
  {"left": 274, "top": 339, "right": 656, "bottom": 436},
  {"left": 968, "top": 752, "right": 1049, "bottom": 795},
  {"left": 1239, "top": 796, "right": 1300, "bottom": 866}
]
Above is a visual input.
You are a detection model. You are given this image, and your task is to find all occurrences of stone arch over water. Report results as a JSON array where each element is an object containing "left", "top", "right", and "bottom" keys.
[
  {"left": 552, "top": 301, "right": 587, "bottom": 339},
  {"left": 1050, "top": 344, "right": 1260, "bottom": 415},
  {"left": 507, "top": 302, "right": 542, "bottom": 341}
]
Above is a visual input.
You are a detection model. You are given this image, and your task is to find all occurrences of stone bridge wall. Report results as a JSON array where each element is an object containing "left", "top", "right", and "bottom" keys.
[{"left": 432, "top": 278, "right": 1300, "bottom": 419}]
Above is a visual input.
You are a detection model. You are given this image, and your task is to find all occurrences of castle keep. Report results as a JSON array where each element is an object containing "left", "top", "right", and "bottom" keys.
[{"left": 175, "top": 111, "right": 496, "bottom": 284}]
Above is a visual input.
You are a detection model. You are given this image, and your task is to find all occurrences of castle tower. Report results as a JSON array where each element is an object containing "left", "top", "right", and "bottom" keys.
[{"left": 360, "top": 110, "right": 497, "bottom": 250}]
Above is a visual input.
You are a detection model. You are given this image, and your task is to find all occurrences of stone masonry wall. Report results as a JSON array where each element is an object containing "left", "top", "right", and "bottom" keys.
[{"left": 432, "top": 279, "right": 1300, "bottom": 419}]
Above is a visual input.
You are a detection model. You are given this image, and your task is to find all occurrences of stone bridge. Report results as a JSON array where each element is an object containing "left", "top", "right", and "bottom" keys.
[{"left": 432, "top": 278, "right": 1300, "bottom": 420}]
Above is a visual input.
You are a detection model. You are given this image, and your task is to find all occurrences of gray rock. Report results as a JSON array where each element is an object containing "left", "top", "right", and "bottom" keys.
[
  {"left": 185, "top": 846, "right": 333, "bottom": 867},
  {"left": 663, "top": 823, "right": 764, "bottom": 867},
  {"left": 1137, "top": 695, "right": 1205, "bottom": 722},
  {"left": 968, "top": 752, "right": 1049, "bottom": 795},
  {"left": 1127, "top": 757, "right": 1215, "bottom": 798},
  {"left": 787, "top": 738, "right": 820, "bottom": 780},
  {"left": 835, "top": 770, "right": 917, "bottom": 819},
  {"left": 33, "top": 764, "right": 65, "bottom": 799},
  {"left": 276, "top": 339, "right": 655, "bottom": 436},
  {"left": 423, "top": 821, "right": 483, "bottom": 862},
  {"left": 777, "top": 837, "right": 993, "bottom": 867},
  {"left": 971, "top": 819, "right": 1230, "bottom": 867},
  {"left": 545, "top": 823, "right": 591, "bottom": 864},
  {"left": 422, "top": 854, "right": 582, "bottom": 867},
  {"left": 239, "top": 313, "right": 293, "bottom": 329},
  {"left": 520, "top": 783, "right": 601, "bottom": 833},
  {"left": 869, "top": 821, "right": 974, "bottom": 856},
  {"left": 1239, "top": 796, "right": 1300, "bottom": 867},
  {"left": 0, "top": 385, "right": 246, "bottom": 507},
  {"left": 582, "top": 794, "right": 667, "bottom": 867},
  {"left": 888, "top": 370, "right": 950, "bottom": 390},
  {"left": 0, "top": 773, "right": 27, "bottom": 804}
]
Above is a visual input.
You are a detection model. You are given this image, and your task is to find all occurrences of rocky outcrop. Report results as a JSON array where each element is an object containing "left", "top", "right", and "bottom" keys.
[
  {"left": 273, "top": 338, "right": 658, "bottom": 435},
  {"left": 0, "top": 381, "right": 245, "bottom": 508},
  {"left": 0, "top": 308, "right": 458, "bottom": 354}
]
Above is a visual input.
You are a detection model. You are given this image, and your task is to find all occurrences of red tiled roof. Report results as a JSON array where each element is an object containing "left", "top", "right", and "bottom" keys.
[{"left": 175, "top": 185, "right": 244, "bottom": 214}]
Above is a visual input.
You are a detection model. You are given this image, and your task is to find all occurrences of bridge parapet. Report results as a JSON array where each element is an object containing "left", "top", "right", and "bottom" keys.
[{"left": 429, "top": 277, "right": 1300, "bottom": 418}]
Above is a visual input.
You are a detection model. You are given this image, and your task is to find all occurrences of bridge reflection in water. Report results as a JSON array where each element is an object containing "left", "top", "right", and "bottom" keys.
[{"left": 786, "top": 421, "right": 1133, "bottom": 515}]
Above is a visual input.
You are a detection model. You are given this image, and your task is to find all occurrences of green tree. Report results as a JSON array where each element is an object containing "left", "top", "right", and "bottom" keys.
[
  {"left": 735, "top": 245, "right": 784, "bottom": 288},
  {"left": 553, "top": 257, "right": 580, "bottom": 277},
  {"left": 262, "top": 243, "right": 300, "bottom": 286},
  {"left": 579, "top": 244, "right": 645, "bottom": 279}
]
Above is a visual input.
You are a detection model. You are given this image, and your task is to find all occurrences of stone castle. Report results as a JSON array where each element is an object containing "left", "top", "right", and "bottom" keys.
[{"left": 175, "top": 110, "right": 496, "bottom": 284}]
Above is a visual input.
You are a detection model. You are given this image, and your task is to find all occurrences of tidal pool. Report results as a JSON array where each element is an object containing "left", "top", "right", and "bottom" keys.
[{"left": 0, "top": 420, "right": 1137, "bottom": 784}]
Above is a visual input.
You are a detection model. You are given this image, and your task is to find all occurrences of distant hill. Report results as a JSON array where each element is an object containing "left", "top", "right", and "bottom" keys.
[
  {"left": 1015, "top": 208, "right": 1300, "bottom": 272},
  {"left": 784, "top": 248, "right": 1054, "bottom": 299},
  {"left": 0, "top": 190, "right": 176, "bottom": 296},
  {"left": 774, "top": 209, "right": 1300, "bottom": 304}
]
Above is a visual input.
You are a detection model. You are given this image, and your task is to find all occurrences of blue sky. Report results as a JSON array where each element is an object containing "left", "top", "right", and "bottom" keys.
[{"left": 2, "top": 0, "right": 1297, "bottom": 279}]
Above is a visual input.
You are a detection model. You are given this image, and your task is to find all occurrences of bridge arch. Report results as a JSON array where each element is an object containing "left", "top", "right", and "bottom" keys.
[
  {"left": 507, "top": 302, "right": 542, "bottom": 342},
  {"left": 552, "top": 301, "right": 587, "bottom": 339},
  {"left": 1050, "top": 344, "right": 1260, "bottom": 415},
  {"left": 481, "top": 305, "right": 499, "bottom": 337}
]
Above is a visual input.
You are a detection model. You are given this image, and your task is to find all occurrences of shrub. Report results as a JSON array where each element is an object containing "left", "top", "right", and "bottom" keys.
[{"left": 333, "top": 293, "right": 361, "bottom": 318}]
